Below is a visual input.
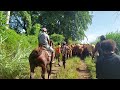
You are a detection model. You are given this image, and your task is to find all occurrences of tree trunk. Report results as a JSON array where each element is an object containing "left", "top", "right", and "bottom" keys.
[{"left": 6, "top": 11, "right": 10, "bottom": 29}]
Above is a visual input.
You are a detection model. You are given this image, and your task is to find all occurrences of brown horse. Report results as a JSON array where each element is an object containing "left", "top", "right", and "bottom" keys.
[{"left": 29, "top": 40, "right": 54, "bottom": 79}]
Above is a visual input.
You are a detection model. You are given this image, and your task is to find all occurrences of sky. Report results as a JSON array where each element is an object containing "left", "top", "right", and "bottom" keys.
[{"left": 81, "top": 11, "right": 120, "bottom": 43}]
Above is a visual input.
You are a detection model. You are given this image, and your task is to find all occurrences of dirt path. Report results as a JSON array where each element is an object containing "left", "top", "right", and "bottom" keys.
[
  {"left": 76, "top": 60, "right": 91, "bottom": 79},
  {"left": 48, "top": 59, "right": 91, "bottom": 79},
  {"left": 49, "top": 61, "right": 63, "bottom": 79}
]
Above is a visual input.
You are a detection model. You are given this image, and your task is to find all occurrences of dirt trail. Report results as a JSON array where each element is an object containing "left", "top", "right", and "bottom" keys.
[
  {"left": 48, "top": 59, "right": 91, "bottom": 79},
  {"left": 49, "top": 61, "right": 63, "bottom": 79},
  {"left": 76, "top": 60, "right": 91, "bottom": 79}
]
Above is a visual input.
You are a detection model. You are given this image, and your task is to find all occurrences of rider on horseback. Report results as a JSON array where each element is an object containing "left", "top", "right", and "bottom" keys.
[{"left": 38, "top": 27, "right": 54, "bottom": 62}]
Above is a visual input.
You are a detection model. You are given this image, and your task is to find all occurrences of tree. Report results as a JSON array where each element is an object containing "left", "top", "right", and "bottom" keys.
[
  {"left": 6, "top": 11, "right": 11, "bottom": 29},
  {"left": 50, "top": 33, "right": 65, "bottom": 45},
  {"left": 30, "top": 23, "right": 41, "bottom": 36},
  {"left": 9, "top": 11, "right": 93, "bottom": 41},
  {"left": 0, "top": 11, "right": 7, "bottom": 29},
  {"left": 9, "top": 11, "right": 31, "bottom": 35},
  {"left": 39, "top": 11, "right": 93, "bottom": 41}
]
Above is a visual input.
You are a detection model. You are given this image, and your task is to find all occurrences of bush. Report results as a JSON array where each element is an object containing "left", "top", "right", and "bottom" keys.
[
  {"left": 0, "top": 28, "right": 38, "bottom": 79},
  {"left": 30, "top": 23, "right": 41, "bottom": 36},
  {"left": 50, "top": 33, "right": 65, "bottom": 45},
  {"left": 0, "top": 11, "right": 7, "bottom": 27},
  {"left": 85, "top": 57, "right": 96, "bottom": 79},
  {"left": 106, "top": 31, "right": 120, "bottom": 53}
]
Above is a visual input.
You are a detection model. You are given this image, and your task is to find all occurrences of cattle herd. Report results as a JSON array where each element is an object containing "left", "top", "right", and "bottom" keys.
[{"left": 58, "top": 43, "right": 95, "bottom": 61}]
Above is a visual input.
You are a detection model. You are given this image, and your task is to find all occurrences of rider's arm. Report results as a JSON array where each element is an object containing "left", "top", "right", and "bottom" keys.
[{"left": 92, "top": 42, "right": 99, "bottom": 58}]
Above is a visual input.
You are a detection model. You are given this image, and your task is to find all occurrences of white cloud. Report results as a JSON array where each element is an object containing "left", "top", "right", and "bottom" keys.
[{"left": 81, "top": 33, "right": 100, "bottom": 44}]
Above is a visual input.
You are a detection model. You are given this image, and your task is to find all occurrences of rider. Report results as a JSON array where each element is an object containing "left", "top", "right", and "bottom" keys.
[
  {"left": 96, "top": 39, "right": 120, "bottom": 79},
  {"left": 38, "top": 27, "right": 54, "bottom": 61},
  {"left": 92, "top": 35, "right": 106, "bottom": 60}
]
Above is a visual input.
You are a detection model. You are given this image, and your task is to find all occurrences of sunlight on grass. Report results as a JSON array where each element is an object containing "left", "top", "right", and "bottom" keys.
[
  {"left": 85, "top": 57, "right": 96, "bottom": 79},
  {"left": 56, "top": 57, "right": 81, "bottom": 79}
]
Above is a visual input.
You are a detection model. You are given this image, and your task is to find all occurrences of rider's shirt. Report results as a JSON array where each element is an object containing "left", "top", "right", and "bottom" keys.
[
  {"left": 55, "top": 45, "right": 61, "bottom": 54},
  {"left": 38, "top": 32, "right": 49, "bottom": 46}
]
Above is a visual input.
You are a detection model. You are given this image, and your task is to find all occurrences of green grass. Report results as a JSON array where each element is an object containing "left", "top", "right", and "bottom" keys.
[
  {"left": 85, "top": 57, "right": 96, "bottom": 79},
  {"left": 56, "top": 57, "right": 81, "bottom": 79}
]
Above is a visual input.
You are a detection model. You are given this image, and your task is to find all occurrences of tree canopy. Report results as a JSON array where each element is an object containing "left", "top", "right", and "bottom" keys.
[{"left": 2, "top": 11, "right": 93, "bottom": 42}]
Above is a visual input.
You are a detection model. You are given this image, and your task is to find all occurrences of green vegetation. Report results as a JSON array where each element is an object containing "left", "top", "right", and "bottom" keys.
[
  {"left": 106, "top": 31, "right": 120, "bottom": 53},
  {"left": 50, "top": 33, "right": 65, "bottom": 45},
  {"left": 56, "top": 57, "right": 81, "bottom": 79},
  {"left": 0, "top": 29, "right": 37, "bottom": 79},
  {"left": 1, "top": 11, "right": 120, "bottom": 79},
  {"left": 85, "top": 57, "right": 96, "bottom": 79}
]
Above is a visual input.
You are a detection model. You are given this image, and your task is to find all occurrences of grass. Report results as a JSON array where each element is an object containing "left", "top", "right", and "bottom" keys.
[
  {"left": 0, "top": 46, "right": 30, "bottom": 79},
  {"left": 56, "top": 57, "right": 82, "bottom": 79},
  {"left": 84, "top": 57, "right": 96, "bottom": 79}
]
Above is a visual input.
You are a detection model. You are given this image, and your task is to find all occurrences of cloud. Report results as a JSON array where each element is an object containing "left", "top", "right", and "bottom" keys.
[{"left": 81, "top": 33, "right": 99, "bottom": 43}]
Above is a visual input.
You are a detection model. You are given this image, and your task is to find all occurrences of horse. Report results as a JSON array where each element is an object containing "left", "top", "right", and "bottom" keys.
[{"left": 29, "top": 40, "right": 54, "bottom": 79}]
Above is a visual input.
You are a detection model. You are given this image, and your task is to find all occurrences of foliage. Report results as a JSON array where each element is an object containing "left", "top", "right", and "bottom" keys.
[
  {"left": 1, "top": 29, "right": 21, "bottom": 53},
  {"left": 85, "top": 57, "right": 96, "bottom": 79},
  {"left": 50, "top": 33, "right": 65, "bottom": 45},
  {"left": 30, "top": 23, "right": 41, "bottom": 36},
  {"left": 106, "top": 31, "right": 120, "bottom": 52},
  {"left": 40, "top": 11, "right": 93, "bottom": 41},
  {"left": 9, "top": 11, "right": 93, "bottom": 41},
  {"left": 10, "top": 11, "right": 32, "bottom": 35},
  {"left": 20, "top": 11, "right": 32, "bottom": 35},
  {"left": 0, "top": 11, "right": 7, "bottom": 28},
  {"left": 0, "top": 29, "right": 37, "bottom": 79}
]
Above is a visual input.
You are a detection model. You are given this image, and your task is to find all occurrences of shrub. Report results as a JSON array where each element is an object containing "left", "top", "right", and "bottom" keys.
[
  {"left": 0, "top": 28, "right": 38, "bottom": 79},
  {"left": 50, "top": 33, "right": 65, "bottom": 45}
]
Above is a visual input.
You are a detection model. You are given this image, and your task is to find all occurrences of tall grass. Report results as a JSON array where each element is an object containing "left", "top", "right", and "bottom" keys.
[
  {"left": 85, "top": 57, "right": 96, "bottom": 79},
  {"left": 0, "top": 29, "right": 37, "bottom": 79}
]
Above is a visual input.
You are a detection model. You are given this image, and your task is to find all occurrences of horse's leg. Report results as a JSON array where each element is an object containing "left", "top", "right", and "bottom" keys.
[
  {"left": 48, "top": 53, "right": 53, "bottom": 79},
  {"left": 48, "top": 60, "right": 52, "bottom": 79},
  {"left": 30, "top": 64, "right": 35, "bottom": 79},
  {"left": 41, "top": 64, "right": 46, "bottom": 79}
]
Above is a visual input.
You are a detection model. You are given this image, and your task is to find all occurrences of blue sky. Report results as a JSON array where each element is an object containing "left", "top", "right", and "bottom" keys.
[{"left": 81, "top": 11, "right": 120, "bottom": 43}]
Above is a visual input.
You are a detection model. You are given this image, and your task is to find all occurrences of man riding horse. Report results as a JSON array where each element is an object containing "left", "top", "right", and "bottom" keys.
[
  {"left": 38, "top": 27, "right": 55, "bottom": 61},
  {"left": 29, "top": 27, "right": 55, "bottom": 79}
]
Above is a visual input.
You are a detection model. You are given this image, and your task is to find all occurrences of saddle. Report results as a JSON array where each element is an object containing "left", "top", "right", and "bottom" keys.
[{"left": 38, "top": 45, "right": 51, "bottom": 57}]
